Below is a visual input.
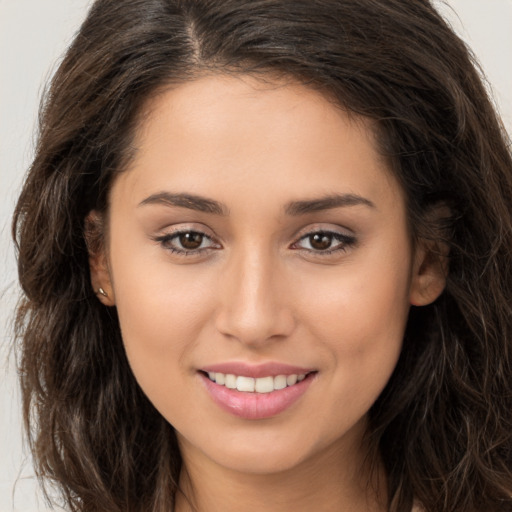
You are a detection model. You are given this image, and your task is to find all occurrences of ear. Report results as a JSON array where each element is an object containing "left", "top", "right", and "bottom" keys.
[
  {"left": 84, "top": 211, "right": 115, "bottom": 306},
  {"left": 409, "top": 238, "right": 448, "bottom": 306}
]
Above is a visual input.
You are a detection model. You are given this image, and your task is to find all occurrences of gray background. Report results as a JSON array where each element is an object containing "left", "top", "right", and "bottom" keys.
[{"left": 1, "top": 1, "right": 511, "bottom": 510}]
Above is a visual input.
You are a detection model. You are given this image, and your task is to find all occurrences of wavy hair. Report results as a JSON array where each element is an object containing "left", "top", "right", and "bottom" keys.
[{"left": 12, "top": 1, "right": 512, "bottom": 511}]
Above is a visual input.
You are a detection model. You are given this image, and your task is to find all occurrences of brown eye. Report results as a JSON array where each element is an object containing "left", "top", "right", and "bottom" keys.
[
  {"left": 309, "top": 232, "right": 333, "bottom": 250},
  {"left": 155, "top": 229, "right": 218, "bottom": 255},
  {"left": 179, "top": 232, "right": 204, "bottom": 249},
  {"left": 293, "top": 229, "right": 356, "bottom": 255}
]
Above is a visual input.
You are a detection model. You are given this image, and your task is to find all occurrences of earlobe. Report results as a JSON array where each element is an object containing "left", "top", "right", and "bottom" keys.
[
  {"left": 85, "top": 211, "right": 115, "bottom": 306},
  {"left": 409, "top": 242, "right": 448, "bottom": 307}
]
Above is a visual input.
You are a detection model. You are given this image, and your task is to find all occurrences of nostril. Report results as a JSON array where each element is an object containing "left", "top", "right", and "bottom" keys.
[{"left": 214, "top": 307, "right": 296, "bottom": 346}]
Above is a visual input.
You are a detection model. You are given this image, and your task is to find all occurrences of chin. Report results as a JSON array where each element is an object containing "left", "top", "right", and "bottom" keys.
[
  {"left": 177, "top": 420, "right": 361, "bottom": 477},
  {"left": 211, "top": 448, "right": 312, "bottom": 476}
]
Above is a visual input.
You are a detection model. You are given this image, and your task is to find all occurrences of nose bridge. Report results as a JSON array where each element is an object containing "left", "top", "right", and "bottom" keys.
[{"left": 215, "top": 240, "right": 294, "bottom": 345}]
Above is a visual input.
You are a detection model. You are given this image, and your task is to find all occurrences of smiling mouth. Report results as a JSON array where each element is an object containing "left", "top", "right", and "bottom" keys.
[
  {"left": 199, "top": 369, "right": 317, "bottom": 419},
  {"left": 202, "top": 371, "right": 312, "bottom": 393}
]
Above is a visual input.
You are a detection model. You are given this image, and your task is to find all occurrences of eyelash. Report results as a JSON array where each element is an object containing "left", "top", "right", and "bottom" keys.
[
  {"left": 153, "top": 228, "right": 356, "bottom": 258},
  {"left": 153, "top": 230, "right": 219, "bottom": 256},
  {"left": 292, "top": 231, "right": 356, "bottom": 256}
]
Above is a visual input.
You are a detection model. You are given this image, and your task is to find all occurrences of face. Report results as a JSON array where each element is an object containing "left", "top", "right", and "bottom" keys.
[{"left": 90, "top": 74, "right": 442, "bottom": 477}]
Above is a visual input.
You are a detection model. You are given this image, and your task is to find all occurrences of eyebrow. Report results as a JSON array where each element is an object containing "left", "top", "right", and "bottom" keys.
[
  {"left": 138, "top": 192, "right": 229, "bottom": 215},
  {"left": 138, "top": 191, "right": 375, "bottom": 216},
  {"left": 284, "top": 193, "right": 375, "bottom": 215}
]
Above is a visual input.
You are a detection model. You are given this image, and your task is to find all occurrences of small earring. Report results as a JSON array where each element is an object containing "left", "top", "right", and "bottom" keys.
[{"left": 96, "top": 287, "right": 108, "bottom": 298}]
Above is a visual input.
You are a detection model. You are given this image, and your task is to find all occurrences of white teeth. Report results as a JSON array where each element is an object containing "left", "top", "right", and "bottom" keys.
[
  {"left": 255, "top": 376, "right": 274, "bottom": 393},
  {"left": 286, "top": 374, "right": 298, "bottom": 386},
  {"left": 236, "top": 376, "right": 255, "bottom": 392},
  {"left": 225, "top": 374, "right": 237, "bottom": 389},
  {"left": 274, "top": 375, "right": 287, "bottom": 390},
  {"left": 207, "top": 372, "right": 309, "bottom": 393}
]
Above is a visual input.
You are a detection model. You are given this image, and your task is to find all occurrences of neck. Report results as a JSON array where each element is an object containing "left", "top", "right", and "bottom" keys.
[{"left": 174, "top": 434, "right": 387, "bottom": 512}]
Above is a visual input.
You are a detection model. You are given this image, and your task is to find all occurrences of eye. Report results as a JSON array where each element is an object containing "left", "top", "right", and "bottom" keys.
[
  {"left": 154, "top": 229, "right": 220, "bottom": 255},
  {"left": 292, "top": 230, "right": 356, "bottom": 255},
  {"left": 175, "top": 232, "right": 207, "bottom": 250}
]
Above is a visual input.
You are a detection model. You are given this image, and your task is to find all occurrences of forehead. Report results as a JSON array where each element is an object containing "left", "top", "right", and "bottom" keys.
[
  {"left": 135, "top": 74, "right": 378, "bottom": 156},
  {"left": 113, "top": 73, "right": 403, "bottom": 217}
]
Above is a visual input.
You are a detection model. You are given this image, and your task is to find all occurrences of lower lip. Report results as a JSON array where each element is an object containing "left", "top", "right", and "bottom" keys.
[{"left": 199, "top": 372, "right": 315, "bottom": 420}]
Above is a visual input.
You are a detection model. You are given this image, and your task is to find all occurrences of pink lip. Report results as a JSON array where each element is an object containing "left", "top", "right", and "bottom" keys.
[
  {"left": 201, "top": 361, "right": 314, "bottom": 378},
  {"left": 198, "top": 366, "right": 316, "bottom": 420}
]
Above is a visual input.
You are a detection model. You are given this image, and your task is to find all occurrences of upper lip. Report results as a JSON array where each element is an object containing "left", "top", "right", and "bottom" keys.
[{"left": 200, "top": 362, "right": 315, "bottom": 378}]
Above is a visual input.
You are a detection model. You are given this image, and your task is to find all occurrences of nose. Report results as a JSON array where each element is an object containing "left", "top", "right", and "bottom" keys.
[{"left": 214, "top": 244, "right": 296, "bottom": 347}]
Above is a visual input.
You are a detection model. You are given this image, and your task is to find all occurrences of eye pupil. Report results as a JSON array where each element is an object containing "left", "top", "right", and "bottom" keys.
[
  {"left": 179, "top": 232, "right": 203, "bottom": 249},
  {"left": 310, "top": 233, "right": 332, "bottom": 250}
]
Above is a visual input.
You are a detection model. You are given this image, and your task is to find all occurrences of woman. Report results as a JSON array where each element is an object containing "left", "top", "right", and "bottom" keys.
[{"left": 12, "top": 0, "right": 512, "bottom": 511}]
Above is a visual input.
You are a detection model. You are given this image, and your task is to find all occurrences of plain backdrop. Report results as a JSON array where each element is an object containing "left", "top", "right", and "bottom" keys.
[{"left": 1, "top": 1, "right": 511, "bottom": 510}]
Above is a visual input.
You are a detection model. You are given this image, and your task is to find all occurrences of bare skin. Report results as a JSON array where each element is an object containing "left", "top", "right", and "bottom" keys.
[{"left": 89, "top": 74, "right": 445, "bottom": 511}]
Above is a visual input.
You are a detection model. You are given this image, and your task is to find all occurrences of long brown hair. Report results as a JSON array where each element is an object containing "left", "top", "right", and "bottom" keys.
[{"left": 13, "top": 1, "right": 512, "bottom": 511}]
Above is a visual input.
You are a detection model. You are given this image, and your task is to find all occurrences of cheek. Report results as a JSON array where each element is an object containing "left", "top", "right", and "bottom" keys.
[
  {"left": 108, "top": 241, "right": 217, "bottom": 396},
  {"left": 296, "top": 249, "right": 411, "bottom": 395},
  {"left": 116, "top": 267, "right": 210, "bottom": 343},
  {"left": 299, "top": 260, "right": 411, "bottom": 344}
]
